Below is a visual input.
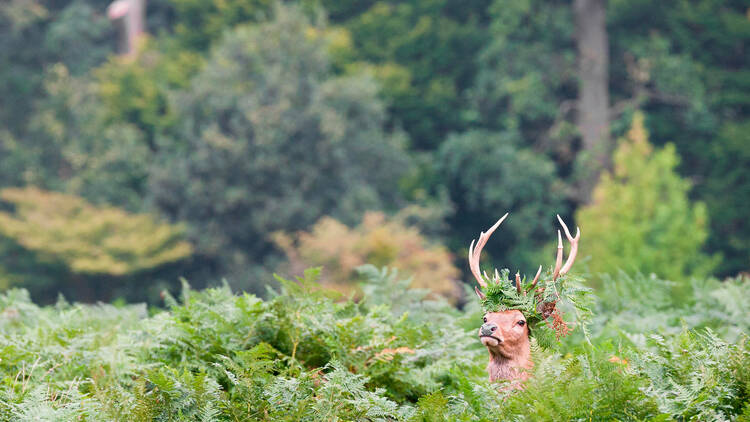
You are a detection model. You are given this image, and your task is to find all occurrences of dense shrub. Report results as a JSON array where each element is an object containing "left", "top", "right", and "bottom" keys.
[
  {"left": 576, "top": 112, "right": 718, "bottom": 283},
  {"left": 0, "top": 267, "right": 748, "bottom": 420},
  {"left": 273, "top": 212, "right": 461, "bottom": 301},
  {"left": 0, "top": 187, "right": 192, "bottom": 277},
  {"left": 0, "top": 187, "right": 192, "bottom": 302}
]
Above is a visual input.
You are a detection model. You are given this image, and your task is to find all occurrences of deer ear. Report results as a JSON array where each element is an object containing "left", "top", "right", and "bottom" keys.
[{"left": 475, "top": 286, "right": 486, "bottom": 300}]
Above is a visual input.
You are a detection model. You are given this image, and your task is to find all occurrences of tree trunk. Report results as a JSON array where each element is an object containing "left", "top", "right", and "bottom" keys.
[
  {"left": 107, "top": 0, "right": 146, "bottom": 56},
  {"left": 574, "top": 0, "right": 610, "bottom": 200}
]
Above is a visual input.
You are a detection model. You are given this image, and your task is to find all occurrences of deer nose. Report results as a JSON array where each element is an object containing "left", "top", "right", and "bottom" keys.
[{"left": 480, "top": 323, "right": 498, "bottom": 337}]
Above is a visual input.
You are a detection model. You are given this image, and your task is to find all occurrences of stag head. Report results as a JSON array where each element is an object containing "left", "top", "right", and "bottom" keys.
[{"left": 469, "top": 213, "right": 580, "bottom": 383}]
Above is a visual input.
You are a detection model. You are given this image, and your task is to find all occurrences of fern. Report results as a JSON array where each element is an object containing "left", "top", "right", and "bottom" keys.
[
  {"left": 630, "top": 328, "right": 750, "bottom": 420},
  {"left": 0, "top": 268, "right": 746, "bottom": 420},
  {"left": 477, "top": 267, "right": 593, "bottom": 347}
]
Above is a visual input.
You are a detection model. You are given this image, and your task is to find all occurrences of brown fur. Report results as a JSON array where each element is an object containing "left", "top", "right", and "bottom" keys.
[{"left": 478, "top": 309, "right": 532, "bottom": 385}]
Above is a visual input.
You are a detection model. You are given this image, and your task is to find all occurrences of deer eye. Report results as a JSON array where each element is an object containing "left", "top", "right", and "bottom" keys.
[
  {"left": 517, "top": 320, "right": 525, "bottom": 326},
  {"left": 483, "top": 317, "right": 487, "bottom": 323}
]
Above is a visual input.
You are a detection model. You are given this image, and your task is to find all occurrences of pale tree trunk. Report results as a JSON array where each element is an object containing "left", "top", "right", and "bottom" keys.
[
  {"left": 574, "top": 0, "right": 610, "bottom": 201},
  {"left": 107, "top": 0, "right": 146, "bottom": 57}
]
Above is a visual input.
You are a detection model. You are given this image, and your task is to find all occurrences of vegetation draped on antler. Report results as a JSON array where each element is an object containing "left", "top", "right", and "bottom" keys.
[{"left": 470, "top": 213, "right": 591, "bottom": 348}]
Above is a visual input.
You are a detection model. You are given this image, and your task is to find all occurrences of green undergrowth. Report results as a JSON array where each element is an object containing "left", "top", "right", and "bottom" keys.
[{"left": 0, "top": 266, "right": 748, "bottom": 421}]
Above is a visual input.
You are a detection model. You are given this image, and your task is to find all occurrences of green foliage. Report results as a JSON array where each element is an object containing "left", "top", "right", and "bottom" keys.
[
  {"left": 1, "top": 26, "right": 201, "bottom": 211},
  {"left": 631, "top": 329, "right": 750, "bottom": 421},
  {"left": 468, "top": 0, "right": 750, "bottom": 278},
  {"left": 436, "top": 130, "right": 567, "bottom": 272},
  {"left": 3, "top": 0, "right": 750, "bottom": 290},
  {"left": 0, "top": 0, "right": 114, "bottom": 138},
  {"left": 94, "top": 39, "right": 203, "bottom": 151},
  {"left": 0, "top": 268, "right": 748, "bottom": 420},
  {"left": 607, "top": 0, "right": 750, "bottom": 276},
  {"left": 0, "top": 268, "right": 482, "bottom": 420},
  {"left": 0, "top": 187, "right": 192, "bottom": 277},
  {"left": 589, "top": 272, "right": 750, "bottom": 348},
  {"left": 149, "top": 5, "right": 411, "bottom": 286},
  {"left": 473, "top": 0, "right": 575, "bottom": 140},
  {"left": 327, "top": 0, "right": 491, "bottom": 150},
  {"left": 490, "top": 350, "right": 660, "bottom": 421},
  {"left": 701, "top": 121, "right": 750, "bottom": 276},
  {"left": 477, "top": 268, "right": 592, "bottom": 349},
  {"left": 169, "top": 0, "right": 274, "bottom": 50},
  {"left": 4, "top": 63, "right": 156, "bottom": 211},
  {"left": 577, "top": 112, "right": 717, "bottom": 282}
]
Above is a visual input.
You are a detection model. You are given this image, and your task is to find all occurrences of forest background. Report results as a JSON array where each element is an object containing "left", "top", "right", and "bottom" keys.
[{"left": 0, "top": 0, "right": 748, "bottom": 304}]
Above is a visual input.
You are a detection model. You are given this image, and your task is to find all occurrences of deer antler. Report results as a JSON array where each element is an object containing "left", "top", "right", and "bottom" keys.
[
  {"left": 552, "top": 230, "right": 564, "bottom": 281},
  {"left": 528, "top": 265, "right": 542, "bottom": 292},
  {"left": 468, "top": 213, "right": 509, "bottom": 288},
  {"left": 537, "top": 215, "right": 580, "bottom": 318},
  {"left": 469, "top": 213, "right": 579, "bottom": 298},
  {"left": 556, "top": 214, "right": 580, "bottom": 277}
]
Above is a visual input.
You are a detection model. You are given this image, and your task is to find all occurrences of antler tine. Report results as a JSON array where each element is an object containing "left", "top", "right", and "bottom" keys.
[
  {"left": 557, "top": 214, "right": 581, "bottom": 276},
  {"left": 515, "top": 272, "right": 522, "bottom": 294},
  {"left": 552, "top": 230, "right": 563, "bottom": 281},
  {"left": 529, "top": 265, "right": 542, "bottom": 290},
  {"left": 468, "top": 239, "right": 484, "bottom": 287},
  {"left": 468, "top": 213, "right": 509, "bottom": 288}
]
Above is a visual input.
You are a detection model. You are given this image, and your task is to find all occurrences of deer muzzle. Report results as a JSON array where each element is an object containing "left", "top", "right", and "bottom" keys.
[{"left": 480, "top": 323, "right": 499, "bottom": 339}]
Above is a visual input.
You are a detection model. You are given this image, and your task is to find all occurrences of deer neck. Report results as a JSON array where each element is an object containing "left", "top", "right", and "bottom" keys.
[{"left": 487, "top": 340, "right": 532, "bottom": 382}]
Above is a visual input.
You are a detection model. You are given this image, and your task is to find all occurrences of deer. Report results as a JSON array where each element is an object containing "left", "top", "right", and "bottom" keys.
[{"left": 468, "top": 213, "right": 580, "bottom": 384}]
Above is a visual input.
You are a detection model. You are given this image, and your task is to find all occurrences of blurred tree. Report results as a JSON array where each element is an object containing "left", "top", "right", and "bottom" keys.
[
  {"left": 0, "top": 187, "right": 192, "bottom": 275},
  {"left": 607, "top": 0, "right": 750, "bottom": 276},
  {"left": 7, "top": 64, "right": 154, "bottom": 211},
  {"left": 576, "top": 112, "right": 717, "bottom": 282},
  {"left": 701, "top": 121, "right": 750, "bottom": 277},
  {"left": 149, "top": 6, "right": 410, "bottom": 286},
  {"left": 327, "top": 0, "right": 492, "bottom": 150},
  {"left": 0, "top": 187, "right": 192, "bottom": 300},
  {"left": 436, "top": 130, "right": 566, "bottom": 274},
  {"left": 1, "top": 33, "right": 201, "bottom": 209},
  {"left": 0, "top": 64, "right": 96, "bottom": 191},
  {"left": 0, "top": 0, "right": 114, "bottom": 139},
  {"left": 473, "top": 0, "right": 576, "bottom": 152},
  {"left": 1, "top": 0, "right": 748, "bottom": 287},
  {"left": 273, "top": 211, "right": 460, "bottom": 302},
  {"left": 472, "top": 0, "right": 750, "bottom": 277},
  {"left": 169, "top": 0, "right": 273, "bottom": 50},
  {"left": 94, "top": 37, "right": 203, "bottom": 151}
]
